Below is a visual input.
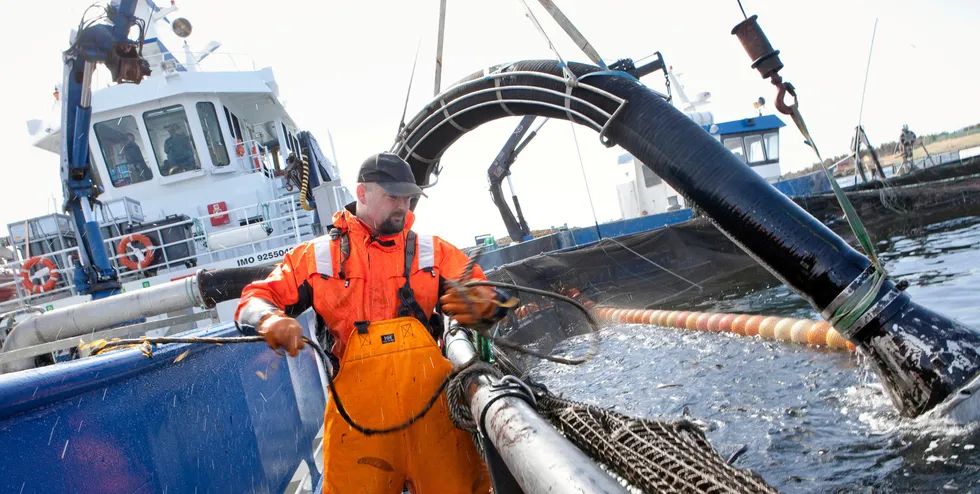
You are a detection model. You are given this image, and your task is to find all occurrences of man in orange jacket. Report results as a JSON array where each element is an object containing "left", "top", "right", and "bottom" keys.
[{"left": 236, "top": 152, "right": 506, "bottom": 493}]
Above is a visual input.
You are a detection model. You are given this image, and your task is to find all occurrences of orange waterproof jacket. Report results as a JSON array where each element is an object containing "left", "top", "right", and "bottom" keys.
[{"left": 235, "top": 205, "right": 487, "bottom": 357}]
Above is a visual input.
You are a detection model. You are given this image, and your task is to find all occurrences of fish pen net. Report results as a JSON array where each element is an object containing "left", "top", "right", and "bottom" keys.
[
  {"left": 484, "top": 219, "right": 777, "bottom": 349},
  {"left": 448, "top": 352, "right": 778, "bottom": 493},
  {"left": 469, "top": 168, "right": 980, "bottom": 492},
  {"left": 485, "top": 170, "right": 980, "bottom": 350},
  {"left": 537, "top": 393, "right": 777, "bottom": 493}
]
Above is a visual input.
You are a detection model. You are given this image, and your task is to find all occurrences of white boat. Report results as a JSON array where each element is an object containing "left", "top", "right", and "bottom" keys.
[{"left": 1, "top": 0, "right": 353, "bottom": 364}]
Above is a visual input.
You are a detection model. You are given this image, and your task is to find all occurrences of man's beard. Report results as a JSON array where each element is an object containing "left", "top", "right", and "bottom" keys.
[{"left": 378, "top": 214, "right": 405, "bottom": 235}]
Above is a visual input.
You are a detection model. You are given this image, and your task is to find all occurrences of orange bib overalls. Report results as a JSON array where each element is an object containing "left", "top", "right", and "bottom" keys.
[{"left": 322, "top": 317, "right": 491, "bottom": 493}]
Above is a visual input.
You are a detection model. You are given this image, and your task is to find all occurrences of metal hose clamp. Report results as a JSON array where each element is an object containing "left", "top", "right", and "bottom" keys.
[
  {"left": 820, "top": 265, "right": 875, "bottom": 321},
  {"left": 478, "top": 375, "right": 539, "bottom": 438},
  {"left": 822, "top": 265, "right": 908, "bottom": 339}
]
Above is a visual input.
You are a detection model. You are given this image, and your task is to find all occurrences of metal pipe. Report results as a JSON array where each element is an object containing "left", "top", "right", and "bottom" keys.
[
  {"left": 1, "top": 275, "right": 207, "bottom": 373},
  {"left": 79, "top": 61, "right": 95, "bottom": 108},
  {"left": 444, "top": 329, "right": 628, "bottom": 494},
  {"left": 535, "top": 0, "right": 605, "bottom": 67}
]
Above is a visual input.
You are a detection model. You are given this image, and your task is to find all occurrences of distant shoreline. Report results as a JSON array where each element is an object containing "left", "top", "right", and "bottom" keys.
[{"left": 782, "top": 128, "right": 980, "bottom": 179}]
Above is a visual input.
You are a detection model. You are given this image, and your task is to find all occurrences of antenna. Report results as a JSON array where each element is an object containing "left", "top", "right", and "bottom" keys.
[
  {"left": 397, "top": 38, "right": 423, "bottom": 135},
  {"left": 856, "top": 18, "right": 879, "bottom": 128}
]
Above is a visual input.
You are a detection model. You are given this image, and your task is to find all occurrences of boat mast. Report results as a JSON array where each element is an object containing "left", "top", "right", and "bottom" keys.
[{"left": 434, "top": 0, "right": 447, "bottom": 96}]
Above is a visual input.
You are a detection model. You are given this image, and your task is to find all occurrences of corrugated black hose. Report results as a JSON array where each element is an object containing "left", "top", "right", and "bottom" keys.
[{"left": 395, "top": 60, "right": 980, "bottom": 417}]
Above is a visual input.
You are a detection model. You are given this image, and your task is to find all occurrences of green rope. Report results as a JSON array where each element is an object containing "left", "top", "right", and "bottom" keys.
[
  {"left": 472, "top": 331, "right": 495, "bottom": 363},
  {"left": 261, "top": 202, "right": 273, "bottom": 233},
  {"left": 786, "top": 107, "right": 887, "bottom": 330}
]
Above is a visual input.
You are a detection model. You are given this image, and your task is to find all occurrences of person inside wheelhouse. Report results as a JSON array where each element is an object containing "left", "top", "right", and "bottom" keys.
[
  {"left": 123, "top": 133, "right": 153, "bottom": 182},
  {"left": 143, "top": 105, "right": 202, "bottom": 177},
  {"left": 93, "top": 116, "right": 155, "bottom": 187},
  {"left": 162, "top": 124, "right": 196, "bottom": 175}
]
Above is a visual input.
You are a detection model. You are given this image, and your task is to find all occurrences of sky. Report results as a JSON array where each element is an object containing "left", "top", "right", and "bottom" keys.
[{"left": 1, "top": 0, "right": 978, "bottom": 248}]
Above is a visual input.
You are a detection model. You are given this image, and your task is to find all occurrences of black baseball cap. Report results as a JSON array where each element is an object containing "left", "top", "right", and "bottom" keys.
[{"left": 357, "top": 153, "right": 427, "bottom": 198}]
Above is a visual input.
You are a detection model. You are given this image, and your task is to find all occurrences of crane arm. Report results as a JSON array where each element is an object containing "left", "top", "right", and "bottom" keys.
[
  {"left": 61, "top": 0, "right": 151, "bottom": 297},
  {"left": 487, "top": 116, "right": 544, "bottom": 242}
]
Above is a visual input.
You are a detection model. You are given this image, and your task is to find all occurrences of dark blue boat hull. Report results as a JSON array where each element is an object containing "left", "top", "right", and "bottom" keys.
[{"left": 0, "top": 318, "right": 326, "bottom": 493}]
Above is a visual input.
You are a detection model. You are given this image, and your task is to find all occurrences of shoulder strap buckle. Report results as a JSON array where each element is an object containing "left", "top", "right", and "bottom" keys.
[{"left": 354, "top": 320, "right": 370, "bottom": 335}]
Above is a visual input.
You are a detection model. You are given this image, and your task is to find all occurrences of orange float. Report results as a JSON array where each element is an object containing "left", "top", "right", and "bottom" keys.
[
  {"left": 743, "top": 315, "right": 765, "bottom": 337},
  {"left": 588, "top": 305, "right": 856, "bottom": 352},
  {"left": 758, "top": 316, "right": 781, "bottom": 339},
  {"left": 731, "top": 314, "right": 750, "bottom": 335}
]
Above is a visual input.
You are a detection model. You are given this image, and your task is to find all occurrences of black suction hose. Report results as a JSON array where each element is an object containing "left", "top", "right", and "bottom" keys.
[
  {"left": 198, "top": 266, "right": 276, "bottom": 307},
  {"left": 397, "top": 60, "right": 980, "bottom": 417}
]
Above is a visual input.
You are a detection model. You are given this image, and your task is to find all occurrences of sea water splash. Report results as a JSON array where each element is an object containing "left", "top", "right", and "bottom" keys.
[{"left": 527, "top": 216, "right": 980, "bottom": 492}]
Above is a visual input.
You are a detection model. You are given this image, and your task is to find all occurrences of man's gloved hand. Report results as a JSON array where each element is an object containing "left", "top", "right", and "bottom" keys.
[
  {"left": 257, "top": 311, "right": 305, "bottom": 357},
  {"left": 439, "top": 284, "right": 499, "bottom": 326}
]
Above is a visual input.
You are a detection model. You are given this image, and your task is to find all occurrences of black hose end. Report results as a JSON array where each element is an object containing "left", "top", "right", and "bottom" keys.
[
  {"left": 198, "top": 265, "right": 277, "bottom": 307},
  {"left": 854, "top": 299, "right": 980, "bottom": 417}
]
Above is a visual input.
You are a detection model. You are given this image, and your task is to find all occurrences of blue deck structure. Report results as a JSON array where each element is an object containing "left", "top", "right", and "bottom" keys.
[
  {"left": 0, "top": 312, "right": 326, "bottom": 493},
  {"left": 478, "top": 114, "right": 829, "bottom": 272},
  {"left": 705, "top": 114, "right": 786, "bottom": 135}
]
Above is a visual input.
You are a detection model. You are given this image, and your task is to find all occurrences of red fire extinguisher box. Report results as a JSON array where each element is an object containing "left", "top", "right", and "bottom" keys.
[{"left": 208, "top": 202, "right": 231, "bottom": 227}]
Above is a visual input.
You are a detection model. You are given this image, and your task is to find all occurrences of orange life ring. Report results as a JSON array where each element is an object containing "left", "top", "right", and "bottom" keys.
[
  {"left": 20, "top": 256, "right": 60, "bottom": 293},
  {"left": 236, "top": 140, "right": 245, "bottom": 158},
  {"left": 117, "top": 233, "right": 156, "bottom": 270}
]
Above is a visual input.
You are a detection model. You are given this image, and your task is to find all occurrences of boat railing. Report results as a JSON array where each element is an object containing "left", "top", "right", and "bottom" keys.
[
  {"left": 142, "top": 51, "right": 261, "bottom": 74},
  {"left": 232, "top": 138, "right": 284, "bottom": 198},
  {"left": 0, "top": 196, "right": 313, "bottom": 309}
]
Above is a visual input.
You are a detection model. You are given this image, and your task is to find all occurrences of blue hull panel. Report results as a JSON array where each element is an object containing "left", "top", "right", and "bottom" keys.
[{"left": 0, "top": 320, "right": 325, "bottom": 493}]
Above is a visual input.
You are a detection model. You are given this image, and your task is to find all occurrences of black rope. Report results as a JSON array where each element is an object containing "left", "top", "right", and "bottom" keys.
[
  {"left": 94, "top": 335, "right": 481, "bottom": 437},
  {"left": 462, "top": 279, "right": 601, "bottom": 365},
  {"left": 91, "top": 280, "right": 601, "bottom": 436}
]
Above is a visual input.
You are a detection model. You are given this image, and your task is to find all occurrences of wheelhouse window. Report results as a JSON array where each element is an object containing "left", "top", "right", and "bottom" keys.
[
  {"left": 744, "top": 134, "right": 766, "bottom": 164},
  {"left": 224, "top": 106, "right": 243, "bottom": 141},
  {"left": 93, "top": 116, "right": 154, "bottom": 187},
  {"left": 282, "top": 122, "right": 293, "bottom": 152},
  {"left": 723, "top": 137, "right": 745, "bottom": 163},
  {"left": 196, "top": 102, "right": 230, "bottom": 167},
  {"left": 763, "top": 132, "right": 779, "bottom": 161},
  {"left": 143, "top": 105, "right": 201, "bottom": 176},
  {"left": 88, "top": 150, "right": 105, "bottom": 190}
]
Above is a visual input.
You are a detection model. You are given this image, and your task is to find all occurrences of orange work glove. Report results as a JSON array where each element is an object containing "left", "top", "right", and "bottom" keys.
[
  {"left": 257, "top": 311, "right": 305, "bottom": 357},
  {"left": 439, "top": 284, "right": 499, "bottom": 326}
]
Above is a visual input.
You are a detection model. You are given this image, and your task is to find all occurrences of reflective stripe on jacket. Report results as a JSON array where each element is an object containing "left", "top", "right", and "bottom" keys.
[{"left": 235, "top": 204, "right": 486, "bottom": 357}]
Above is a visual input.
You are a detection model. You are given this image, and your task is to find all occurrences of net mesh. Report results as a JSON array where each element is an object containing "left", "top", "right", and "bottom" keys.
[
  {"left": 538, "top": 393, "right": 777, "bottom": 494},
  {"left": 459, "top": 165, "right": 980, "bottom": 493},
  {"left": 446, "top": 349, "right": 778, "bottom": 493},
  {"left": 485, "top": 174, "right": 980, "bottom": 351}
]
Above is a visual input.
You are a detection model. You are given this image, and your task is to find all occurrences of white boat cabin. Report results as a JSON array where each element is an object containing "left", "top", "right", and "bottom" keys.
[
  {"left": 2, "top": 0, "right": 352, "bottom": 322},
  {"left": 616, "top": 114, "right": 786, "bottom": 220}
]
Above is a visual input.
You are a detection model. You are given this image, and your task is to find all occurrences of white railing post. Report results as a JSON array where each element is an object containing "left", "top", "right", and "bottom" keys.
[
  {"left": 290, "top": 197, "right": 301, "bottom": 245},
  {"left": 199, "top": 219, "right": 215, "bottom": 264}
]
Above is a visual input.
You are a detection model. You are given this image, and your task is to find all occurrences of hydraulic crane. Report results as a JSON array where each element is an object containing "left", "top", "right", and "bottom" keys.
[
  {"left": 487, "top": 116, "right": 543, "bottom": 243},
  {"left": 60, "top": 0, "right": 151, "bottom": 298}
]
